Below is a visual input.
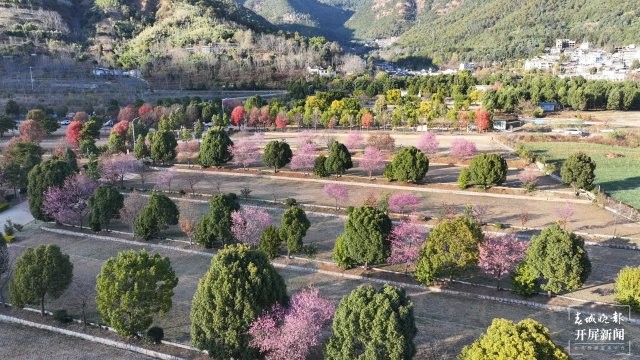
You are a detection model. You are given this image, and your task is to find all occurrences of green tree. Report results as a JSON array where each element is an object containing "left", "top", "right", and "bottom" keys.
[
  {"left": 385, "top": 147, "right": 429, "bottom": 183},
  {"left": 89, "top": 185, "right": 124, "bottom": 231},
  {"left": 614, "top": 266, "right": 640, "bottom": 312},
  {"left": 27, "top": 159, "right": 73, "bottom": 220},
  {"left": 2, "top": 161, "right": 26, "bottom": 199},
  {"left": 325, "top": 284, "right": 416, "bottom": 360},
  {"left": 84, "top": 153, "right": 101, "bottom": 180},
  {"left": 258, "top": 225, "right": 282, "bottom": 259},
  {"left": 512, "top": 262, "right": 538, "bottom": 297},
  {"left": 81, "top": 119, "right": 101, "bottom": 140},
  {"left": 133, "top": 134, "right": 150, "bottom": 159},
  {"left": 313, "top": 155, "right": 329, "bottom": 177},
  {"left": 134, "top": 192, "right": 179, "bottom": 240},
  {"left": 9, "top": 244, "right": 73, "bottom": 316},
  {"left": 337, "top": 206, "right": 392, "bottom": 269},
  {"left": 459, "top": 318, "right": 569, "bottom": 359},
  {"left": 191, "top": 244, "right": 287, "bottom": 359},
  {"left": 5, "top": 99, "right": 20, "bottom": 116},
  {"left": 193, "top": 121, "right": 203, "bottom": 139},
  {"left": 524, "top": 224, "right": 591, "bottom": 294},
  {"left": 325, "top": 141, "right": 353, "bottom": 176},
  {"left": 560, "top": 152, "right": 596, "bottom": 193},
  {"left": 150, "top": 130, "right": 177, "bottom": 165},
  {"left": 108, "top": 130, "right": 127, "bottom": 153},
  {"left": 7, "top": 140, "right": 42, "bottom": 173},
  {"left": 468, "top": 154, "right": 508, "bottom": 189},
  {"left": 96, "top": 250, "right": 178, "bottom": 336},
  {"left": 198, "top": 129, "right": 233, "bottom": 167},
  {"left": 262, "top": 140, "right": 292, "bottom": 173},
  {"left": 63, "top": 148, "right": 78, "bottom": 173},
  {"left": 0, "top": 114, "right": 16, "bottom": 137},
  {"left": 279, "top": 206, "right": 311, "bottom": 256},
  {"left": 79, "top": 138, "right": 99, "bottom": 157},
  {"left": 195, "top": 193, "right": 240, "bottom": 248},
  {"left": 458, "top": 167, "right": 472, "bottom": 189},
  {"left": 27, "top": 108, "right": 59, "bottom": 134},
  {"left": 415, "top": 216, "right": 483, "bottom": 284}
]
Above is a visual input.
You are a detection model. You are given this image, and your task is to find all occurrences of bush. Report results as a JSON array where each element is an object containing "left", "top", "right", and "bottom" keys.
[
  {"left": 385, "top": 147, "right": 429, "bottom": 183},
  {"left": 284, "top": 198, "right": 298, "bottom": 207},
  {"left": 300, "top": 244, "right": 318, "bottom": 258},
  {"left": 533, "top": 107, "right": 545, "bottom": 118},
  {"left": 469, "top": 154, "right": 508, "bottom": 189},
  {"left": 458, "top": 168, "right": 472, "bottom": 189},
  {"left": 333, "top": 234, "right": 356, "bottom": 270},
  {"left": 4, "top": 222, "right": 14, "bottom": 236},
  {"left": 313, "top": 155, "right": 329, "bottom": 177},
  {"left": 146, "top": 326, "right": 165, "bottom": 344},
  {"left": 53, "top": 309, "right": 73, "bottom": 323},
  {"left": 512, "top": 262, "right": 538, "bottom": 297},
  {"left": 515, "top": 144, "right": 536, "bottom": 163},
  {"left": 3, "top": 235, "right": 16, "bottom": 243},
  {"left": 259, "top": 226, "right": 282, "bottom": 259},
  {"left": 614, "top": 266, "right": 640, "bottom": 312},
  {"left": 0, "top": 203, "right": 10, "bottom": 212}
]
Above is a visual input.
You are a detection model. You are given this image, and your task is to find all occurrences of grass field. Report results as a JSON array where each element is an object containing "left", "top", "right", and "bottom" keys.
[{"left": 525, "top": 142, "right": 640, "bottom": 208}]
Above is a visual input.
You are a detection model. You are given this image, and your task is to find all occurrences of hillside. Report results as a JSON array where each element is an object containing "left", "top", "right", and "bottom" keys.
[{"left": 395, "top": 0, "right": 640, "bottom": 63}]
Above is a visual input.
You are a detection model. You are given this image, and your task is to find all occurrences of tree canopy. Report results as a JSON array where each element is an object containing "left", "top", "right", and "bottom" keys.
[
  {"left": 385, "top": 147, "right": 428, "bottom": 183},
  {"left": 27, "top": 159, "right": 73, "bottom": 221},
  {"left": 262, "top": 140, "right": 292, "bottom": 173},
  {"left": 560, "top": 152, "right": 596, "bottom": 192},
  {"left": 279, "top": 205, "right": 311, "bottom": 256},
  {"left": 325, "top": 141, "right": 353, "bottom": 176},
  {"left": 335, "top": 206, "right": 392, "bottom": 269},
  {"left": 469, "top": 154, "right": 508, "bottom": 189},
  {"left": 198, "top": 129, "right": 233, "bottom": 167},
  {"left": 195, "top": 193, "right": 240, "bottom": 248},
  {"left": 89, "top": 185, "right": 124, "bottom": 231}
]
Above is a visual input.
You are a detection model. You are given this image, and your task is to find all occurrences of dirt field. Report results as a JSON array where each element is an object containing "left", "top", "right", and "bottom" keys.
[
  {"left": 0, "top": 321, "right": 154, "bottom": 359},
  {"left": 4, "top": 226, "right": 640, "bottom": 359}
]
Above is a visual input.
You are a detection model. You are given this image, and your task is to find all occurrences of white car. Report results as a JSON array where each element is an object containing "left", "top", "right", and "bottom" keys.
[
  {"left": 59, "top": 119, "right": 71, "bottom": 125},
  {"left": 564, "top": 129, "right": 583, "bottom": 136}
]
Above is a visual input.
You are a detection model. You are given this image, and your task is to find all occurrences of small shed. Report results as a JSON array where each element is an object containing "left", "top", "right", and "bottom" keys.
[{"left": 539, "top": 102, "right": 559, "bottom": 112}]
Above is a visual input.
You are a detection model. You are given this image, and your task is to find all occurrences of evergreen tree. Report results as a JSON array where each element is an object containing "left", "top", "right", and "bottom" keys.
[
  {"left": 279, "top": 206, "right": 311, "bottom": 256},
  {"left": 560, "top": 152, "right": 596, "bottom": 193},
  {"left": 150, "top": 130, "right": 177, "bottom": 165},
  {"left": 325, "top": 285, "right": 416, "bottom": 360},
  {"left": 336, "top": 206, "right": 392, "bottom": 269},
  {"left": 262, "top": 140, "right": 292, "bottom": 173},
  {"left": 415, "top": 216, "right": 483, "bottom": 284},
  {"left": 258, "top": 225, "right": 282, "bottom": 259},
  {"left": 27, "top": 159, "right": 73, "bottom": 220},
  {"left": 198, "top": 129, "right": 233, "bottom": 167},
  {"left": 63, "top": 148, "right": 78, "bottom": 173},
  {"left": 195, "top": 193, "right": 240, "bottom": 248},
  {"left": 313, "top": 155, "right": 329, "bottom": 177},
  {"left": 89, "top": 185, "right": 124, "bottom": 231},
  {"left": 615, "top": 266, "right": 640, "bottom": 312},
  {"left": 79, "top": 138, "right": 99, "bottom": 157},
  {"left": 133, "top": 134, "right": 150, "bottom": 159},
  {"left": 191, "top": 244, "right": 287, "bottom": 359},
  {"left": 134, "top": 192, "right": 179, "bottom": 240},
  {"left": 468, "top": 153, "right": 508, "bottom": 189},
  {"left": 193, "top": 120, "right": 203, "bottom": 139},
  {"left": 6, "top": 140, "right": 42, "bottom": 173},
  {"left": 524, "top": 224, "right": 591, "bottom": 293},
  {"left": 0, "top": 114, "right": 16, "bottom": 137},
  {"left": 324, "top": 141, "right": 353, "bottom": 176},
  {"left": 84, "top": 153, "right": 101, "bottom": 180},
  {"left": 460, "top": 318, "right": 569, "bottom": 359},
  {"left": 96, "top": 250, "right": 178, "bottom": 336},
  {"left": 385, "top": 147, "right": 429, "bottom": 183},
  {"left": 9, "top": 244, "right": 73, "bottom": 316}
]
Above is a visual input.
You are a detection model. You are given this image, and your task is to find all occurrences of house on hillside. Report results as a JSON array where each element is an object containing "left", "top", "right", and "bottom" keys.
[{"left": 307, "top": 66, "right": 336, "bottom": 77}]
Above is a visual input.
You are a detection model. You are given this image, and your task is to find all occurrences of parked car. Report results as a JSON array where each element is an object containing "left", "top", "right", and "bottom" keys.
[
  {"left": 565, "top": 129, "right": 586, "bottom": 136},
  {"left": 103, "top": 119, "right": 115, "bottom": 127},
  {"left": 59, "top": 119, "right": 71, "bottom": 125}
]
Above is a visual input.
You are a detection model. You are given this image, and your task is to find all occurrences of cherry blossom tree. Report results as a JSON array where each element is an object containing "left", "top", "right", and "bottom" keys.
[
  {"left": 176, "top": 140, "right": 200, "bottom": 166},
  {"left": 478, "top": 234, "right": 528, "bottom": 289},
  {"left": 289, "top": 141, "right": 317, "bottom": 174},
  {"left": 324, "top": 183, "right": 348, "bottom": 210},
  {"left": 388, "top": 192, "right": 421, "bottom": 215},
  {"left": 249, "top": 288, "right": 335, "bottom": 360},
  {"left": 43, "top": 174, "right": 98, "bottom": 229},
  {"left": 416, "top": 132, "right": 439, "bottom": 155},
  {"left": 296, "top": 131, "right": 315, "bottom": 147},
  {"left": 518, "top": 168, "right": 539, "bottom": 191},
  {"left": 450, "top": 138, "right": 477, "bottom": 158},
  {"left": 155, "top": 171, "right": 175, "bottom": 192},
  {"left": 179, "top": 202, "right": 198, "bottom": 245},
  {"left": 344, "top": 132, "right": 364, "bottom": 152},
  {"left": 119, "top": 191, "right": 147, "bottom": 231},
  {"left": 231, "top": 207, "right": 273, "bottom": 246},
  {"left": 100, "top": 153, "right": 141, "bottom": 187},
  {"left": 248, "top": 108, "right": 261, "bottom": 127},
  {"left": 18, "top": 119, "right": 45, "bottom": 143},
  {"left": 553, "top": 201, "right": 575, "bottom": 230},
  {"left": 229, "top": 137, "right": 259, "bottom": 169},
  {"left": 388, "top": 219, "right": 426, "bottom": 272},
  {"left": 359, "top": 146, "right": 386, "bottom": 178},
  {"left": 231, "top": 106, "right": 246, "bottom": 128},
  {"left": 65, "top": 121, "right": 83, "bottom": 148}
]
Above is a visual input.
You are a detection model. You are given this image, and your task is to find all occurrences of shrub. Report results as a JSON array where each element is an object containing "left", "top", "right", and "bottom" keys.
[
  {"left": 614, "top": 266, "right": 640, "bottom": 312},
  {"left": 146, "top": 327, "right": 165, "bottom": 344},
  {"left": 458, "top": 168, "right": 472, "bottom": 189},
  {"left": 469, "top": 154, "right": 508, "bottom": 189},
  {"left": 313, "top": 155, "right": 329, "bottom": 177},
  {"left": 560, "top": 152, "right": 596, "bottom": 193},
  {"left": 259, "top": 226, "right": 282, "bottom": 259},
  {"left": 284, "top": 198, "right": 298, "bottom": 207},
  {"left": 3, "top": 235, "right": 16, "bottom": 243},
  {"left": 333, "top": 234, "right": 356, "bottom": 269},
  {"left": 3, "top": 222, "right": 14, "bottom": 236},
  {"left": 450, "top": 139, "right": 477, "bottom": 158},
  {"left": 515, "top": 144, "right": 536, "bottom": 163},
  {"left": 518, "top": 169, "right": 539, "bottom": 191},
  {"left": 512, "top": 262, "right": 538, "bottom": 297},
  {"left": 385, "top": 147, "right": 429, "bottom": 183},
  {"left": 53, "top": 309, "right": 73, "bottom": 323}
]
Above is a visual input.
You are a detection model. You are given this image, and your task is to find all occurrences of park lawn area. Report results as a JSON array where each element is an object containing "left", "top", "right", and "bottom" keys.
[{"left": 525, "top": 142, "right": 640, "bottom": 208}]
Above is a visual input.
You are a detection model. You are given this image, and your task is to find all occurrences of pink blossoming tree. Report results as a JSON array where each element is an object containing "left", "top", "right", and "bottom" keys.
[
  {"left": 388, "top": 219, "right": 426, "bottom": 272},
  {"left": 553, "top": 201, "right": 575, "bottom": 230},
  {"left": 359, "top": 146, "right": 386, "bottom": 178},
  {"left": 229, "top": 137, "right": 260, "bottom": 169},
  {"left": 290, "top": 141, "right": 317, "bottom": 174},
  {"left": 518, "top": 168, "right": 539, "bottom": 191},
  {"left": 100, "top": 153, "right": 142, "bottom": 187},
  {"left": 249, "top": 288, "right": 335, "bottom": 360},
  {"left": 416, "top": 132, "right": 439, "bottom": 155},
  {"left": 478, "top": 234, "right": 529, "bottom": 289},
  {"left": 388, "top": 192, "right": 421, "bottom": 215},
  {"left": 450, "top": 138, "right": 477, "bottom": 158},
  {"left": 43, "top": 174, "right": 98, "bottom": 229},
  {"left": 231, "top": 207, "right": 273, "bottom": 246},
  {"left": 344, "top": 132, "right": 364, "bottom": 152},
  {"left": 324, "top": 183, "right": 348, "bottom": 210},
  {"left": 155, "top": 171, "right": 176, "bottom": 192}
]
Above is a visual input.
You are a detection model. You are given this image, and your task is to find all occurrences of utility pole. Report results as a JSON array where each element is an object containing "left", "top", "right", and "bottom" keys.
[
  {"left": 131, "top": 117, "right": 140, "bottom": 150},
  {"left": 29, "top": 66, "right": 34, "bottom": 91}
]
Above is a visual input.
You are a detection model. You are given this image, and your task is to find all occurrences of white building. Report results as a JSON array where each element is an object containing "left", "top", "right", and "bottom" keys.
[{"left": 459, "top": 62, "right": 476, "bottom": 71}]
